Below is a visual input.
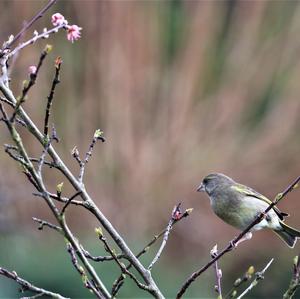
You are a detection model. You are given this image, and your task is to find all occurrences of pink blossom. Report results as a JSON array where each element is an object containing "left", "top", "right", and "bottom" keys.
[
  {"left": 66, "top": 25, "right": 82, "bottom": 43},
  {"left": 28, "top": 65, "right": 37, "bottom": 75},
  {"left": 51, "top": 13, "right": 67, "bottom": 26}
]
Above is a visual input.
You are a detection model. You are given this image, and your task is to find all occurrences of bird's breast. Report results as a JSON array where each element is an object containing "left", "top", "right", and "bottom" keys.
[{"left": 210, "top": 193, "right": 280, "bottom": 231}]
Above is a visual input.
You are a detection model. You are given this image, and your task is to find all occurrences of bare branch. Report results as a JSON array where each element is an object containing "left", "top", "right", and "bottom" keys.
[
  {"left": 176, "top": 176, "right": 300, "bottom": 299},
  {"left": 283, "top": 255, "right": 300, "bottom": 299},
  {"left": 8, "top": 0, "right": 57, "bottom": 49},
  {"left": 66, "top": 243, "right": 104, "bottom": 299},
  {"left": 0, "top": 266, "right": 68, "bottom": 299},
  {"left": 32, "top": 217, "right": 62, "bottom": 233},
  {"left": 237, "top": 258, "right": 274, "bottom": 299},
  {"left": 33, "top": 191, "right": 84, "bottom": 207},
  {"left": 224, "top": 265, "right": 255, "bottom": 299},
  {"left": 37, "top": 126, "right": 59, "bottom": 177},
  {"left": 95, "top": 228, "right": 151, "bottom": 293},
  {"left": 148, "top": 203, "right": 184, "bottom": 271},
  {"left": 80, "top": 245, "right": 124, "bottom": 262},
  {"left": 78, "top": 129, "right": 105, "bottom": 184},
  {"left": 10, "top": 45, "right": 51, "bottom": 122},
  {"left": 0, "top": 96, "right": 15, "bottom": 107},
  {"left": 37, "top": 141, "right": 51, "bottom": 177},
  {"left": 61, "top": 191, "right": 82, "bottom": 215},
  {"left": 21, "top": 293, "right": 44, "bottom": 299},
  {"left": 44, "top": 57, "right": 61, "bottom": 136},
  {"left": 211, "top": 244, "right": 222, "bottom": 299},
  {"left": 4, "top": 144, "right": 30, "bottom": 167},
  {"left": 30, "top": 157, "right": 58, "bottom": 169},
  {"left": 112, "top": 204, "right": 192, "bottom": 296}
]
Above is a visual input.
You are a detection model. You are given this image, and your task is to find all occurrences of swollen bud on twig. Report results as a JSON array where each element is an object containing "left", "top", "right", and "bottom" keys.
[
  {"left": 233, "top": 278, "right": 242, "bottom": 287},
  {"left": 294, "top": 256, "right": 298, "bottom": 266},
  {"left": 243, "top": 265, "right": 254, "bottom": 282},
  {"left": 28, "top": 66, "right": 37, "bottom": 76},
  {"left": 22, "top": 80, "right": 29, "bottom": 90},
  {"left": 55, "top": 56, "right": 62, "bottom": 69},
  {"left": 44, "top": 44, "right": 53, "bottom": 54},
  {"left": 275, "top": 193, "right": 283, "bottom": 201},
  {"left": 247, "top": 266, "right": 255, "bottom": 276},
  {"left": 95, "top": 227, "right": 103, "bottom": 238},
  {"left": 94, "top": 129, "right": 103, "bottom": 139},
  {"left": 94, "top": 129, "right": 105, "bottom": 142},
  {"left": 231, "top": 290, "right": 237, "bottom": 297},
  {"left": 78, "top": 266, "right": 84, "bottom": 275},
  {"left": 185, "top": 208, "right": 193, "bottom": 215},
  {"left": 71, "top": 146, "right": 79, "bottom": 158},
  {"left": 210, "top": 244, "right": 218, "bottom": 257},
  {"left": 56, "top": 182, "right": 64, "bottom": 196}
]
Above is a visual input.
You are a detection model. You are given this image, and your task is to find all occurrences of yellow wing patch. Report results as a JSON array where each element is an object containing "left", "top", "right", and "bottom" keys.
[{"left": 231, "top": 184, "right": 288, "bottom": 220}]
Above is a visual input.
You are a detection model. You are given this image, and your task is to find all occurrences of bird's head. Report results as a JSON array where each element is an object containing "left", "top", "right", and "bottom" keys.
[{"left": 197, "top": 173, "right": 234, "bottom": 196}]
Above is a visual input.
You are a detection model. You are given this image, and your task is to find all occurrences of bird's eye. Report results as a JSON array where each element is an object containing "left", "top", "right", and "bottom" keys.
[{"left": 203, "top": 178, "right": 208, "bottom": 185}]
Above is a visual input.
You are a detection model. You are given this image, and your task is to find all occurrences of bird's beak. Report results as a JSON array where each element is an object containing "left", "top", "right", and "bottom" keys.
[{"left": 197, "top": 183, "right": 205, "bottom": 192}]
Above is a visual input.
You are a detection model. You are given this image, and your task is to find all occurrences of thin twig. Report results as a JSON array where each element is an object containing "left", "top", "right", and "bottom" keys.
[
  {"left": 44, "top": 57, "right": 61, "bottom": 136},
  {"left": 176, "top": 176, "right": 300, "bottom": 299},
  {"left": 148, "top": 204, "right": 181, "bottom": 270},
  {"left": 211, "top": 244, "right": 222, "bottom": 299},
  {"left": 95, "top": 228, "right": 151, "bottom": 293},
  {"left": 30, "top": 157, "right": 58, "bottom": 168},
  {"left": 4, "top": 144, "right": 29, "bottom": 167},
  {"left": 61, "top": 191, "right": 82, "bottom": 215},
  {"left": 0, "top": 266, "right": 68, "bottom": 299},
  {"left": 80, "top": 245, "right": 124, "bottom": 262},
  {"left": 236, "top": 258, "right": 274, "bottom": 299},
  {"left": 0, "top": 96, "right": 15, "bottom": 108},
  {"left": 37, "top": 126, "right": 59, "bottom": 176},
  {"left": 9, "top": 25, "right": 64, "bottom": 59},
  {"left": 78, "top": 129, "right": 105, "bottom": 184},
  {"left": 21, "top": 293, "right": 44, "bottom": 299},
  {"left": 23, "top": 170, "right": 41, "bottom": 191},
  {"left": 33, "top": 191, "right": 84, "bottom": 206},
  {"left": 32, "top": 217, "right": 62, "bottom": 233},
  {"left": 112, "top": 204, "right": 193, "bottom": 296},
  {"left": 4, "top": 144, "right": 57, "bottom": 168},
  {"left": 283, "top": 254, "right": 300, "bottom": 299},
  {"left": 66, "top": 243, "right": 104, "bottom": 299},
  {"left": 7, "top": 20, "right": 27, "bottom": 78},
  {"left": 16, "top": 117, "right": 27, "bottom": 127},
  {"left": 37, "top": 139, "right": 51, "bottom": 176},
  {"left": 10, "top": 46, "right": 50, "bottom": 122},
  {"left": 0, "top": 102, "right": 10, "bottom": 122},
  {"left": 224, "top": 265, "right": 255, "bottom": 299},
  {"left": 8, "top": 0, "right": 57, "bottom": 49}
]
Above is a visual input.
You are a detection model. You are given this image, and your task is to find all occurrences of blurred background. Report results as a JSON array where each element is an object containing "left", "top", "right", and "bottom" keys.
[{"left": 0, "top": 0, "right": 300, "bottom": 298}]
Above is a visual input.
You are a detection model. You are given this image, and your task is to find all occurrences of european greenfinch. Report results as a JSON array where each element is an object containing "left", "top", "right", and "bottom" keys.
[{"left": 197, "top": 173, "right": 300, "bottom": 248}]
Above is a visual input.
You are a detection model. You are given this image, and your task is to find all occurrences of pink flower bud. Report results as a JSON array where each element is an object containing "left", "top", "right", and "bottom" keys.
[
  {"left": 66, "top": 25, "right": 82, "bottom": 43},
  {"left": 28, "top": 65, "right": 37, "bottom": 75},
  {"left": 174, "top": 210, "right": 181, "bottom": 220},
  {"left": 51, "top": 13, "right": 67, "bottom": 26}
]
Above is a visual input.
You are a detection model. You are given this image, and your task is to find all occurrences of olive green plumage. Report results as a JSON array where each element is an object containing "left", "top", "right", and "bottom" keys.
[{"left": 197, "top": 173, "right": 300, "bottom": 248}]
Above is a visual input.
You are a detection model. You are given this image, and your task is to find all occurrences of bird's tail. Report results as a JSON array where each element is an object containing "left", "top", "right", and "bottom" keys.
[{"left": 274, "top": 221, "right": 300, "bottom": 248}]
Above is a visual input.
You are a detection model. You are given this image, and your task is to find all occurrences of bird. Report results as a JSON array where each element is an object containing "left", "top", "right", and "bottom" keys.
[{"left": 197, "top": 173, "right": 300, "bottom": 248}]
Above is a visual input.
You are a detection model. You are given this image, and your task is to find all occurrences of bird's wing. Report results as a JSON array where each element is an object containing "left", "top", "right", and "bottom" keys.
[{"left": 231, "top": 184, "right": 289, "bottom": 220}]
